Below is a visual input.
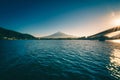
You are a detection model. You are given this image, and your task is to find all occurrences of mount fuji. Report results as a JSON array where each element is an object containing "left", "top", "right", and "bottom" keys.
[{"left": 41, "top": 32, "right": 76, "bottom": 38}]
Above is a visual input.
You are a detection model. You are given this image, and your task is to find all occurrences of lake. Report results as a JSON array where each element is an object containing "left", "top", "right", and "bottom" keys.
[{"left": 0, "top": 40, "right": 120, "bottom": 80}]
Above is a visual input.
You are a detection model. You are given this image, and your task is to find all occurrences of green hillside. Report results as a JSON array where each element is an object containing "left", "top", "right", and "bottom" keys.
[{"left": 0, "top": 27, "right": 36, "bottom": 40}]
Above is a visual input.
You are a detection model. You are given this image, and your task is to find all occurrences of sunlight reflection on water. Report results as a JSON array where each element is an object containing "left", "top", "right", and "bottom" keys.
[{"left": 107, "top": 49, "right": 120, "bottom": 79}]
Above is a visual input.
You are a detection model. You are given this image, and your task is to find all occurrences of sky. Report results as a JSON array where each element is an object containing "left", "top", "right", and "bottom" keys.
[{"left": 0, "top": 0, "right": 120, "bottom": 37}]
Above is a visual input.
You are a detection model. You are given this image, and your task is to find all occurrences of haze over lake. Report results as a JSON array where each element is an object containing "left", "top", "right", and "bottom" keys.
[{"left": 0, "top": 40, "right": 120, "bottom": 80}]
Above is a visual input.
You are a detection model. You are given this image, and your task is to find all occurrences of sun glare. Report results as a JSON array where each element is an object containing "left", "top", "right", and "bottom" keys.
[
  {"left": 111, "top": 39, "right": 120, "bottom": 43},
  {"left": 113, "top": 18, "right": 120, "bottom": 26}
]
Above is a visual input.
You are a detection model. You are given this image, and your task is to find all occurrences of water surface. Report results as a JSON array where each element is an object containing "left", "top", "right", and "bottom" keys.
[{"left": 0, "top": 40, "right": 120, "bottom": 80}]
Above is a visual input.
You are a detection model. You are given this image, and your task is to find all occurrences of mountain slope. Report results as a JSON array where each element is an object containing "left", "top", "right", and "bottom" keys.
[
  {"left": 0, "top": 27, "right": 36, "bottom": 40},
  {"left": 87, "top": 26, "right": 120, "bottom": 39},
  {"left": 41, "top": 32, "right": 76, "bottom": 38}
]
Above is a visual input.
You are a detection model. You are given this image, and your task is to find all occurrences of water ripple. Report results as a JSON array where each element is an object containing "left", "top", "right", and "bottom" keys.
[{"left": 0, "top": 40, "right": 119, "bottom": 80}]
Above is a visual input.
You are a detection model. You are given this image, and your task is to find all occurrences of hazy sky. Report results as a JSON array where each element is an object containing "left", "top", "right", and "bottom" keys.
[{"left": 0, "top": 0, "right": 120, "bottom": 37}]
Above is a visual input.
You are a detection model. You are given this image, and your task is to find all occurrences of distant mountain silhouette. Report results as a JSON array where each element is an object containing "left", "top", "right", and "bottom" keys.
[
  {"left": 2, "top": 25, "right": 120, "bottom": 40},
  {"left": 41, "top": 32, "right": 76, "bottom": 38},
  {"left": 0, "top": 27, "right": 36, "bottom": 40},
  {"left": 87, "top": 26, "right": 120, "bottom": 40}
]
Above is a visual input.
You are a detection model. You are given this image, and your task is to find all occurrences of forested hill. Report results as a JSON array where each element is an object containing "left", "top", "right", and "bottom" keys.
[{"left": 0, "top": 27, "right": 36, "bottom": 40}]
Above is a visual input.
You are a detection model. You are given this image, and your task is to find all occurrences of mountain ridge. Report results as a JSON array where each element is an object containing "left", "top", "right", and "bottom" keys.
[{"left": 41, "top": 31, "right": 76, "bottom": 38}]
